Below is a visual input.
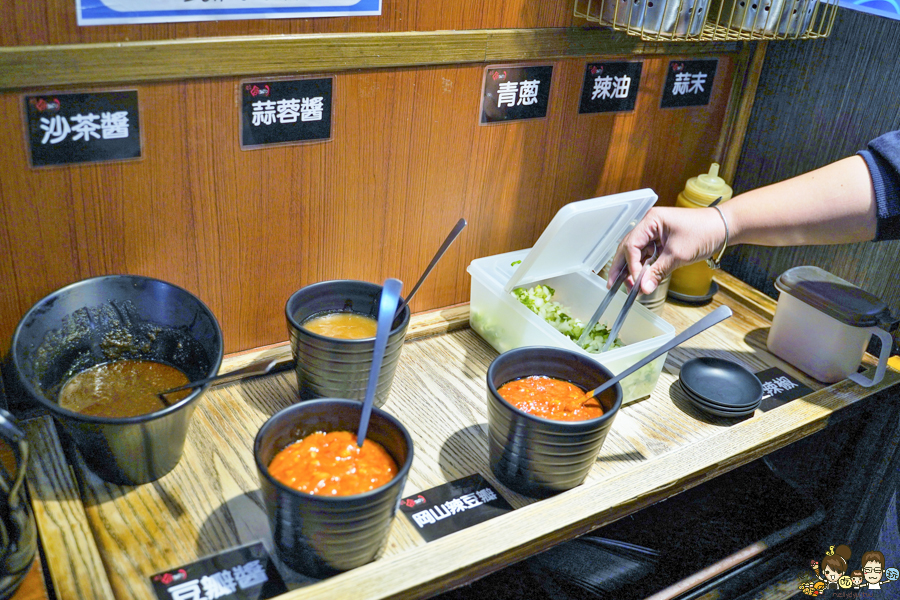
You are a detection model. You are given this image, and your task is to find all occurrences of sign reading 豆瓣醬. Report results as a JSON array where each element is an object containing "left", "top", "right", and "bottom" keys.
[
  {"left": 579, "top": 62, "right": 642, "bottom": 114},
  {"left": 399, "top": 474, "right": 513, "bottom": 542},
  {"left": 240, "top": 77, "right": 333, "bottom": 149},
  {"left": 660, "top": 59, "right": 717, "bottom": 109},
  {"left": 480, "top": 65, "right": 553, "bottom": 124},
  {"left": 150, "top": 541, "right": 286, "bottom": 600},
  {"left": 24, "top": 91, "right": 141, "bottom": 168}
]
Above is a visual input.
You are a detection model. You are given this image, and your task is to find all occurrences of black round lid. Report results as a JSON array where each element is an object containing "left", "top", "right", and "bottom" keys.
[{"left": 775, "top": 266, "right": 890, "bottom": 328}]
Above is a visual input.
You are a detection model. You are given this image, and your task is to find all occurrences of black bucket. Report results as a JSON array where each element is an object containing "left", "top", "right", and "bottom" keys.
[{"left": 9, "top": 275, "right": 223, "bottom": 485}]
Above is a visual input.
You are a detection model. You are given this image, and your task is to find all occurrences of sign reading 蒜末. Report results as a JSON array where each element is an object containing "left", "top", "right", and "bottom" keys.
[
  {"left": 480, "top": 65, "right": 554, "bottom": 125},
  {"left": 579, "top": 62, "right": 643, "bottom": 114},
  {"left": 150, "top": 542, "right": 287, "bottom": 600},
  {"left": 76, "top": 0, "right": 381, "bottom": 26},
  {"left": 399, "top": 474, "right": 514, "bottom": 542},
  {"left": 660, "top": 59, "right": 718, "bottom": 109},
  {"left": 756, "top": 367, "right": 814, "bottom": 411},
  {"left": 23, "top": 91, "right": 141, "bottom": 168},
  {"left": 240, "top": 78, "right": 333, "bottom": 149}
]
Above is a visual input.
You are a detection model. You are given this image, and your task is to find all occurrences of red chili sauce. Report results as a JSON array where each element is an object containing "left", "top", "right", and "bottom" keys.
[
  {"left": 267, "top": 431, "right": 398, "bottom": 496},
  {"left": 497, "top": 375, "right": 603, "bottom": 421}
]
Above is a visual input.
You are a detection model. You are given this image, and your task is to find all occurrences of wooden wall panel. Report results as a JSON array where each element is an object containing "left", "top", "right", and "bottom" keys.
[
  {"left": 0, "top": 0, "right": 578, "bottom": 46},
  {"left": 0, "top": 54, "right": 735, "bottom": 355}
]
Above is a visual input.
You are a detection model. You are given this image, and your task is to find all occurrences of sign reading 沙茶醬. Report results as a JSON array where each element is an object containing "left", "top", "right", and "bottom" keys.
[
  {"left": 240, "top": 77, "right": 333, "bottom": 149},
  {"left": 23, "top": 90, "right": 141, "bottom": 168},
  {"left": 480, "top": 65, "right": 554, "bottom": 125}
]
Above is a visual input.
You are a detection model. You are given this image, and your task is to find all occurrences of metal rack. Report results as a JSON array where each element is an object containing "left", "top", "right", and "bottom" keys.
[{"left": 574, "top": 0, "right": 838, "bottom": 41}]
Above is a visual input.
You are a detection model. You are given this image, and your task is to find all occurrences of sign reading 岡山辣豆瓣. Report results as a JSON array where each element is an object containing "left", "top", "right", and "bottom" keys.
[
  {"left": 76, "top": 0, "right": 381, "bottom": 26},
  {"left": 240, "top": 77, "right": 333, "bottom": 148},
  {"left": 23, "top": 90, "right": 141, "bottom": 168}
]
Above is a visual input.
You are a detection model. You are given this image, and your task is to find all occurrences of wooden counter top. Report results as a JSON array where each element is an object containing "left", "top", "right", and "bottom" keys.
[{"left": 22, "top": 272, "right": 900, "bottom": 600}]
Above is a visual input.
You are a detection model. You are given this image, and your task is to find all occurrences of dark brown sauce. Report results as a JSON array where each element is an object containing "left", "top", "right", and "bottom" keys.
[{"left": 58, "top": 359, "right": 191, "bottom": 418}]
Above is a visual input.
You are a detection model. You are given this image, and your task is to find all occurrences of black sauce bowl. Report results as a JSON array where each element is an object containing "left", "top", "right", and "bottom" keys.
[
  {"left": 9, "top": 275, "right": 223, "bottom": 485},
  {"left": 285, "top": 280, "right": 410, "bottom": 407},
  {"left": 254, "top": 399, "right": 414, "bottom": 578},
  {"left": 487, "top": 347, "right": 622, "bottom": 498}
]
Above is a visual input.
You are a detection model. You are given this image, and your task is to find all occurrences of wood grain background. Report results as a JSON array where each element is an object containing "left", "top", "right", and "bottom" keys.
[{"left": 0, "top": 53, "right": 737, "bottom": 355}]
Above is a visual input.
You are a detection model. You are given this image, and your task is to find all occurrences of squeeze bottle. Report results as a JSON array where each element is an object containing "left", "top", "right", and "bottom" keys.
[{"left": 667, "top": 163, "right": 733, "bottom": 298}]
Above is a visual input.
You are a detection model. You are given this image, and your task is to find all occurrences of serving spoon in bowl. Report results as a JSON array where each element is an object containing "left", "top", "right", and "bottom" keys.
[
  {"left": 581, "top": 304, "right": 733, "bottom": 404},
  {"left": 395, "top": 218, "right": 466, "bottom": 316},
  {"left": 357, "top": 278, "right": 403, "bottom": 445},
  {"left": 158, "top": 358, "right": 279, "bottom": 404}
]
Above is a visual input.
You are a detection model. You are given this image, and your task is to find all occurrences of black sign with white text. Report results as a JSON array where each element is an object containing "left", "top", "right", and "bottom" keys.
[
  {"left": 660, "top": 59, "right": 717, "bottom": 109},
  {"left": 24, "top": 91, "right": 141, "bottom": 168},
  {"left": 399, "top": 473, "right": 514, "bottom": 542},
  {"left": 579, "top": 62, "right": 643, "bottom": 114},
  {"left": 480, "top": 65, "right": 553, "bottom": 124},
  {"left": 150, "top": 542, "right": 287, "bottom": 600},
  {"left": 240, "top": 77, "right": 333, "bottom": 148},
  {"left": 756, "top": 367, "right": 814, "bottom": 412}
]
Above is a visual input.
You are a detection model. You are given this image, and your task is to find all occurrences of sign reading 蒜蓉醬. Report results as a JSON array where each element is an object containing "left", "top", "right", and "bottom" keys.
[
  {"left": 579, "top": 62, "right": 643, "bottom": 114},
  {"left": 480, "top": 65, "right": 554, "bottom": 124},
  {"left": 660, "top": 59, "right": 718, "bottom": 109},
  {"left": 23, "top": 90, "right": 141, "bottom": 168},
  {"left": 240, "top": 77, "right": 333, "bottom": 149}
]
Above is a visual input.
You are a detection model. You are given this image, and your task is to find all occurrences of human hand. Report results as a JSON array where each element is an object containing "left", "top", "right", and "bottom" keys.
[{"left": 608, "top": 206, "right": 728, "bottom": 295}]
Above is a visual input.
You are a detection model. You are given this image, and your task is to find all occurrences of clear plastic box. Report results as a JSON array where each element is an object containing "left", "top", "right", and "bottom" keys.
[{"left": 467, "top": 190, "right": 677, "bottom": 403}]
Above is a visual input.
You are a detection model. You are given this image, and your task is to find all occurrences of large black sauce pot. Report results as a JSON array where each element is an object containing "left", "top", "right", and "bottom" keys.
[{"left": 9, "top": 275, "right": 223, "bottom": 485}]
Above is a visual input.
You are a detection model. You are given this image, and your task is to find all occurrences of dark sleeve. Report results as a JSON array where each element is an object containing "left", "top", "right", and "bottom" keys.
[{"left": 858, "top": 130, "right": 900, "bottom": 241}]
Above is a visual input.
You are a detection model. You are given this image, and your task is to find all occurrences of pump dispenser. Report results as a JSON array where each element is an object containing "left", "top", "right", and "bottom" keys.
[{"left": 668, "top": 163, "right": 734, "bottom": 298}]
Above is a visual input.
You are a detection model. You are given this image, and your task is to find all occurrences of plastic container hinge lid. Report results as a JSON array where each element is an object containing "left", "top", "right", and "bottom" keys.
[{"left": 775, "top": 265, "right": 892, "bottom": 328}]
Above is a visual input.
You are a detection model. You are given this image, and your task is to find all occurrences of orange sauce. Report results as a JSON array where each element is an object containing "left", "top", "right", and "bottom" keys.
[
  {"left": 497, "top": 376, "right": 603, "bottom": 421},
  {"left": 58, "top": 359, "right": 191, "bottom": 418},
  {"left": 302, "top": 311, "right": 378, "bottom": 340},
  {"left": 268, "top": 431, "right": 398, "bottom": 496}
]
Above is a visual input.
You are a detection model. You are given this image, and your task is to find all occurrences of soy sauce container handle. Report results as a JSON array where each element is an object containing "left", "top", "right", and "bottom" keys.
[{"left": 848, "top": 327, "right": 893, "bottom": 388}]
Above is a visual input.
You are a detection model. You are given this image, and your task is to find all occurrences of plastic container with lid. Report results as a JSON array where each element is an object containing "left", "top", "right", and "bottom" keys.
[
  {"left": 668, "top": 163, "right": 734, "bottom": 299},
  {"left": 767, "top": 266, "right": 895, "bottom": 387},
  {"left": 467, "top": 189, "right": 677, "bottom": 404}
]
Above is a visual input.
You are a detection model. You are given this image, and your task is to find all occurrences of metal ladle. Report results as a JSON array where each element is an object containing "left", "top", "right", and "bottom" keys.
[
  {"left": 395, "top": 218, "right": 466, "bottom": 316},
  {"left": 581, "top": 305, "right": 733, "bottom": 404},
  {"left": 158, "top": 358, "right": 279, "bottom": 403}
]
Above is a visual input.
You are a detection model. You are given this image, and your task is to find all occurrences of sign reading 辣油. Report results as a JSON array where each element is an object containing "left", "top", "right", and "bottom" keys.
[
  {"left": 24, "top": 91, "right": 141, "bottom": 168},
  {"left": 579, "top": 62, "right": 643, "bottom": 114},
  {"left": 480, "top": 65, "right": 554, "bottom": 124},
  {"left": 240, "top": 78, "right": 333, "bottom": 149},
  {"left": 660, "top": 59, "right": 718, "bottom": 109}
]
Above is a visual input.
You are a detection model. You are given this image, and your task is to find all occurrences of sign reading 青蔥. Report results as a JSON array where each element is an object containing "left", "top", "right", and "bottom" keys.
[
  {"left": 579, "top": 62, "right": 643, "bottom": 114},
  {"left": 399, "top": 473, "right": 514, "bottom": 542},
  {"left": 480, "top": 65, "right": 554, "bottom": 125},
  {"left": 23, "top": 90, "right": 141, "bottom": 168},
  {"left": 660, "top": 59, "right": 718, "bottom": 109},
  {"left": 76, "top": 0, "right": 381, "bottom": 26},
  {"left": 150, "top": 542, "right": 287, "bottom": 600},
  {"left": 240, "top": 78, "right": 333, "bottom": 149}
]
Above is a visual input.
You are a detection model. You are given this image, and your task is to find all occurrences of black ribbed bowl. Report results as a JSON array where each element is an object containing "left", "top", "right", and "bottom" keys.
[
  {"left": 254, "top": 400, "right": 414, "bottom": 577},
  {"left": 487, "top": 347, "right": 622, "bottom": 498},
  {"left": 286, "top": 280, "right": 411, "bottom": 408},
  {"left": 9, "top": 275, "right": 223, "bottom": 485}
]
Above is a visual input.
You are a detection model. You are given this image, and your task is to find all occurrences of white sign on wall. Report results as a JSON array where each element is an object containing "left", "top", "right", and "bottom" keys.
[{"left": 76, "top": 0, "right": 381, "bottom": 26}]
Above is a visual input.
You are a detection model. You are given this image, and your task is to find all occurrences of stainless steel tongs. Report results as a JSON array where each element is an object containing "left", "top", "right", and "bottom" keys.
[{"left": 577, "top": 242, "right": 658, "bottom": 353}]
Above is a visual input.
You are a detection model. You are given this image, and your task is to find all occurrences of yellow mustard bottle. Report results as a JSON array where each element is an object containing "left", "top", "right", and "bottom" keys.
[{"left": 667, "top": 163, "right": 733, "bottom": 298}]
